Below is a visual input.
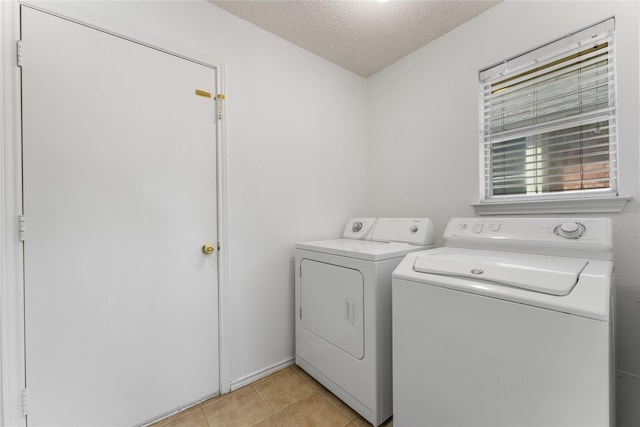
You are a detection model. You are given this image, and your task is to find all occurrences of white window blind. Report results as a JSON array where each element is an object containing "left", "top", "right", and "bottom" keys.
[{"left": 479, "top": 18, "right": 618, "bottom": 201}]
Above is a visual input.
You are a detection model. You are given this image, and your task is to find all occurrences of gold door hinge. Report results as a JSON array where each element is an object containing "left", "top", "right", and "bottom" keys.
[{"left": 217, "top": 94, "right": 226, "bottom": 120}]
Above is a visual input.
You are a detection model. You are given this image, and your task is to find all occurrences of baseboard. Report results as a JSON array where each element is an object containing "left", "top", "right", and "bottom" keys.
[{"left": 230, "top": 357, "right": 295, "bottom": 391}]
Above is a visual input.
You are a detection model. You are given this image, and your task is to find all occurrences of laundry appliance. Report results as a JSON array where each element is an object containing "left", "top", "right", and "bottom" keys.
[
  {"left": 392, "top": 217, "right": 615, "bottom": 427},
  {"left": 295, "top": 217, "right": 435, "bottom": 426}
]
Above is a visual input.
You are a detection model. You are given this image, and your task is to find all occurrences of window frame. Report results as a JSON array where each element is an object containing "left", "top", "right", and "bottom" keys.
[{"left": 475, "top": 18, "right": 629, "bottom": 214}]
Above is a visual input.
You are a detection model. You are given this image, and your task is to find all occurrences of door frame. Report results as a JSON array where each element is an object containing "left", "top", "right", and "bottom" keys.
[{"left": 0, "top": 3, "right": 231, "bottom": 426}]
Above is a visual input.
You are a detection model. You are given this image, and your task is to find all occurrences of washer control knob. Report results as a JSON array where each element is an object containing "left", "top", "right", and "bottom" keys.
[
  {"left": 410, "top": 225, "right": 418, "bottom": 233},
  {"left": 554, "top": 222, "right": 586, "bottom": 239},
  {"left": 352, "top": 221, "right": 363, "bottom": 233},
  {"left": 560, "top": 222, "right": 579, "bottom": 233}
]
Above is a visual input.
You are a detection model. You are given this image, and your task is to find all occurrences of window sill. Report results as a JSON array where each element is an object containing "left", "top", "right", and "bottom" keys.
[{"left": 472, "top": 196, "right": 632, "bottom": 216}]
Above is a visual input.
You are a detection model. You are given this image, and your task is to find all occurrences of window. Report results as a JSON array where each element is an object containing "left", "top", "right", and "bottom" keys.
[{"left": 479, "top": 19, "right": 618, "bottom": 204}]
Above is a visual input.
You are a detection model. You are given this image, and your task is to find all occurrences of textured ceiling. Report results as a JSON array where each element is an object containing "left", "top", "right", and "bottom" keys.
[{"left": 209, "top": 0, "right": 500, "bottom": 77}]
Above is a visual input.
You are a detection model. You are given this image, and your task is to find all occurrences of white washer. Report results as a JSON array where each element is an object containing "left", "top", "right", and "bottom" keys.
[
  {"left": 296, "top": 217, "right": 435, "bottom": 426},
  {"left": 392, "top": 217, "right": 615, "bottom": 427}
]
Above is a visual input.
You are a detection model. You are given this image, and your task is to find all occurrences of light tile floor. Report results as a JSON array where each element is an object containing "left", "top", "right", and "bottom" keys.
[{"left": 151, "top": 365, "right": 393, "bottom": 427}]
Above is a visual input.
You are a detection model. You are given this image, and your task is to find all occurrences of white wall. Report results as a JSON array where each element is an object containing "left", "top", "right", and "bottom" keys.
[
  {"left": 17, "top": 0, "right": 368, "bottom": 390},
  {"left": 366, "top": 1, "right": 640, "bottom": 425}
]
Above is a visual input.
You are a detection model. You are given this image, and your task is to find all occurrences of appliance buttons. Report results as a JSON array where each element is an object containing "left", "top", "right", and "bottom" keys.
[{"left": 472, "top": 224, "right": 484, "bottom": 233}]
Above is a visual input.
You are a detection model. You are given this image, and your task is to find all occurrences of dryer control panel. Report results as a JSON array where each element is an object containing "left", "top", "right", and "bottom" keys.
[
  {"left": 342, "top": 218, "right": 377, "bottom": 240},
  {"left": 444, "top": 217, "right": 613, "bottom": 260},
  {"left": 342, "top": 217, "right": 435, "bottom": 246}
]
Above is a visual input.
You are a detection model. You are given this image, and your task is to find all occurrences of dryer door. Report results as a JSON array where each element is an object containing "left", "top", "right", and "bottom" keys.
[{"left": 300, "top": 259, "right": 364, "bottom": 359}]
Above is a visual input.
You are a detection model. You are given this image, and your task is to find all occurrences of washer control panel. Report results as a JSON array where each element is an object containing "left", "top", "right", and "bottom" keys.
[{"left": 444, "top": 217, "right": 613, "bottom": 260}]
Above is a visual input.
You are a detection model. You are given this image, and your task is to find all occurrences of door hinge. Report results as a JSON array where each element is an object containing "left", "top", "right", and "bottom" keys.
[
  {"left": 21, "top": 388, "right": 29, "bottom": 417},
  {"left": 216, "top": 94, "right": 226, "bottom": 120},
  {"left": 299, "top": 306, "right": 302, "bottom": 319},
  {"left": 16, "top": 40, "right": 23, "bottom": 68},
  {"left": 18, "top": 215, "right": 26, "bottom": 242}
]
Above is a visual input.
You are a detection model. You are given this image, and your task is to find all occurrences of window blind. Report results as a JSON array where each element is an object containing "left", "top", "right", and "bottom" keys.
[{"left": 479, "top": 18, "right": 617, "bottom": 200}]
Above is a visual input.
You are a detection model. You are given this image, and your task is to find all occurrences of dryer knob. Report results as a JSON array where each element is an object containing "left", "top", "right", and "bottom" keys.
[
  {"left": 410, "top": 226, "right": 418, "bottom": 233},
  {"left": 352, "top": 222, "right": 363, "bottom": 232}
]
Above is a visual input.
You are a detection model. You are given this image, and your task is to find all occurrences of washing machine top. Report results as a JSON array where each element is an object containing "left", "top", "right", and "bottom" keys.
[
  {"left": 413, "top": 247, "right": 587, "bottom": 296},
  {"left": 297, "top": 217, "right": 435, "bottom": 261},
  {"left": 393, "top": 217, "right": 614, "bottom": 320}
]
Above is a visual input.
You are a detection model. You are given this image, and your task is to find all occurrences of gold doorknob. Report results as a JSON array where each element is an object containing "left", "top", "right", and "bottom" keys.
[{"left": 202, "top": 243, "right": 215, "bottom": 255}]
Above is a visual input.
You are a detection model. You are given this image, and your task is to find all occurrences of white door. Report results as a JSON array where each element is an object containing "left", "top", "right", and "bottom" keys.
[{"left": 21, "top": 7, "right": 219, "bottom": 426}]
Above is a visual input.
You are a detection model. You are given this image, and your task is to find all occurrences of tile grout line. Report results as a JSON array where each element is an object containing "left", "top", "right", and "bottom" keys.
[
  {"left": 252, "top": 366, "right": 318, "bottom": 422},
  {"left": 196, "top": 404, "right": 212, "bottom": 427},
  {"left": 291, "top": 366, "right": 362, "bottom": 425},
  {"left": 248, "top": 382, "right": 279, "bottom": 426},
  {"left": 197, "top": 390, "right": 228, "bottom": 427},
  {"left": 250, "top": 368, "right": 319, "bottom": 427}
]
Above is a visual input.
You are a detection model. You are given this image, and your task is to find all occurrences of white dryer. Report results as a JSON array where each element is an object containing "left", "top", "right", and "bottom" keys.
[
  {"left": 392, "top": 217, "right": 615, "bottom": 427},
  {"left": 295, "top": 217, "right": 435, "bottom": 426}
]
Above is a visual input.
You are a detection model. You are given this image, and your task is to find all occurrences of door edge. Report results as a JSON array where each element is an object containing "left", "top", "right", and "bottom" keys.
[{"left": 0, "top": 1, "right": 26, "bottom": 426}]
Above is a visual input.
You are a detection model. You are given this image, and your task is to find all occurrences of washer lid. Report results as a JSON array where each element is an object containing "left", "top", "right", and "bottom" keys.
[
  {"left": 297, "top": 239, "right": 430, "bottom": 261},
  {"left": 413, "top": 249, "right": 588, "bottom": 296}
]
